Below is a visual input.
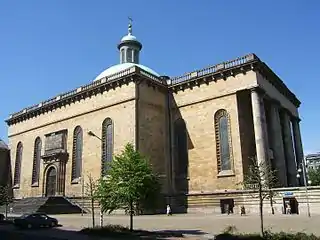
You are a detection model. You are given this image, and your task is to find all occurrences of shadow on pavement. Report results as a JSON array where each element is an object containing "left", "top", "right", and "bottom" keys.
[{"left": 0, "top": 221, "right": 208, "bottom": 239}]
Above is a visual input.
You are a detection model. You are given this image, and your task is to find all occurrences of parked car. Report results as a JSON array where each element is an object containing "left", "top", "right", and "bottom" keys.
[{"left": 13, "top": 213, "right": 58, "bottom": 229}]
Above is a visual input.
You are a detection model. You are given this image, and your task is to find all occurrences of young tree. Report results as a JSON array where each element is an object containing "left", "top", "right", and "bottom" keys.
[
  {"left": 85, "top": 174, "right": 98, "bottom": 227},
  {"left": 241, "top": 157, "right": 278, "bottom": 236},
  {"left": 307, "top": 168, "right": 320, "bottom": 186},
  {"left": 95, "top": 143, "right": 161, "bottom": 231},
  {"left": 0, "top": 184, "right": 13, "bottom": 219}
]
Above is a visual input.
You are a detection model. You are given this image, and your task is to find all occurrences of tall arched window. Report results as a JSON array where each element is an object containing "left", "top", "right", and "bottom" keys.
[
  {"left": 31, "top": 137, "right": 42, "bottom": 186},
  {"left": 13, "top": 142, "right": 23, "bottom": 187},
  {"left": 214, "top": 109, "right": 233, "bottom": 172},
  {"left": 174, "top": 118, "right": 189, "bottom": 177},
  {"left": 101, "top": 118, "right": 113, "bottom": 176},
  {"left": 71, "top": 126, "right": 83, "bottom": 182}
]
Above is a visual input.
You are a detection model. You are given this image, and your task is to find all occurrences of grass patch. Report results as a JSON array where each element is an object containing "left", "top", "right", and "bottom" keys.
[{"left": 80, "top": 224, "right": 184, "bottom": 239}]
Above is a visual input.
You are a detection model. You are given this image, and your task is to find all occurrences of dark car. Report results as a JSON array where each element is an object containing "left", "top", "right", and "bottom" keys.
[
  {"left": 0, "top": 213, "right": 4, "bottom": 221},
  {"left": 14, "top": 213, "right": 58, "bottom": 229}
]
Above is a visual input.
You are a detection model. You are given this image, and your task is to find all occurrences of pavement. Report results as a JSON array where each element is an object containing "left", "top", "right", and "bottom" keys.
[{"left": 1, "top": 212, "right": 319, "bottom": 239}]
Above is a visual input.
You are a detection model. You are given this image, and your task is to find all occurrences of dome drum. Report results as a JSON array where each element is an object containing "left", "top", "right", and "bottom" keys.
[{"left": 117, "top": 40, "right": 142, "bottom": 51}]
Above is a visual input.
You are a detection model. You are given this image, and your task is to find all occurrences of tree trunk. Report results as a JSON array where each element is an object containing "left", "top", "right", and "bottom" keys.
[
  {"left": 259, "top": 187, "right": 264, "bottom": 236},
  {"left": 5, "top": 204, "right": 8, "bottom": 219},
  {"left": 270, "top": 196, "right": 274, "bottom": 215},
  {"left": 129, "top": 201, "right": 133, "bottom": 232},
  {"left": 91, "top": 198, "right": 95, "bottom": 227}
]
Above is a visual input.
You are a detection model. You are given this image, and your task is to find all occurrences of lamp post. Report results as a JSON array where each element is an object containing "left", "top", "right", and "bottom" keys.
[
  {"left": 87, "top": 130, "right": 104, "bottom": 227},
  {"left": 296, "top": 159, "right": 311, "bottom": 218}
]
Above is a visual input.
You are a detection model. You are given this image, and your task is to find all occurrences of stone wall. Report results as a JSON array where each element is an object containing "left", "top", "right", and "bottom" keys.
[
  {"left": 187, "top": 187, "right": 320, "bottom": 215},
  {"left": 170, "top": 71, "right": 258, "bottom": 193},
  {"left": 137, "top": 81, "right": 169, "bottom": 193},
  {"left": 8, "top": 83, "right": 136, "bottom": 198}
]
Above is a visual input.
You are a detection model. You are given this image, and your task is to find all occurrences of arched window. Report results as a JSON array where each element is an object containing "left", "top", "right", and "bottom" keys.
[
  {"left": 31, "top": 137, "right": 42, "bottom": 186},
  {"left": 174, "top": 118, "right": 189, "bottom": 177},
  {"left": 101, "top": 118, "right": 113, "bottom": 176},
  {"left": 71, "top": 126, "right": 83, "bottom": 182},
  {"left": 214, "top": 109, "right": 233, "bottom": 172},
  {"left": 13, "top": 142, "right": 23, "bottom": 187}
]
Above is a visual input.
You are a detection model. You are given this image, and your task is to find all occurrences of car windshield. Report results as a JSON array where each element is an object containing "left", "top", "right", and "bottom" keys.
[{"left": 20, "top": 214, "right": 30, "bottom": 218}]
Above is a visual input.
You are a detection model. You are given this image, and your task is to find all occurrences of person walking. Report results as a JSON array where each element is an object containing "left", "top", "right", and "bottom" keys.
[{"left": 166, "top": 204, "right": 172, "bottom": 216}]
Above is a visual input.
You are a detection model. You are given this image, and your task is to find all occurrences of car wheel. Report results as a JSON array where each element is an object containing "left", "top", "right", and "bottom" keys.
[
  {"left": 51, "top": 222, "right": 56, "bottom": 227},
  {"left": 27, "top": 223, "right": 32, "bottom": 229}
]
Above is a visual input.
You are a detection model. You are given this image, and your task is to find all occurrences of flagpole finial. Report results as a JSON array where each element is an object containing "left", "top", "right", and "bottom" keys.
[{"left": 128, "top": 17, "right": 133, "bottom": 35}]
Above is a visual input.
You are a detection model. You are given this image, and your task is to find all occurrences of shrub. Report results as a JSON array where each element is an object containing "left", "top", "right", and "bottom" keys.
[{"left": 215, "top": 231, "right": 320, "bottom": 240}]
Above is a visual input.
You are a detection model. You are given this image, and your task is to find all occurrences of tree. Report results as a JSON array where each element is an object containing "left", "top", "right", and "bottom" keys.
[
  {"left": 240, "top": 157, "right": 278, "bottom": 236},
  {"left": 0, "top": 184, "right": 13, "bottom": 219},
  {"left": 308, "top": 167, "right": 320, "bottom": 186},
  {"left": 95, "top": 143, "right": 161, "bottom": 231},
  {"left": 85, "top": 174, "right": 98, "bottom": 227}
]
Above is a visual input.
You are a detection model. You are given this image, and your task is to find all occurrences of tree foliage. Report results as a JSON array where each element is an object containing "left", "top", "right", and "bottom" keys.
[
  {"left": 241, "top": 157, "right": 279, "bottom": 236},
  {"left": 308, "top": 167, "right": 320, "bottom": 186},
  {"left": 95, "top": 143, "right": 161, "bottom": 231},
  {"left": 0, "top": 184, "right": 12, "bottom": 206},
  {"left": 0, "top": 184, "right": 13, "bottom": 219},
  {"left": 85, "top": 174, "right": 98, "bottom": 227}
]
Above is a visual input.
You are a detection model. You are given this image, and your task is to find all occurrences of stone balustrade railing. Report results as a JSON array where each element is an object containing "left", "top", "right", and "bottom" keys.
[
  {"left": 170, "top": 53, "right": 257, "bottom": 85},
  {"left": 8, "top": 54, "right": 259, "bottom": 120},
  {"left": 8, "top": 65, "right": 163, "bottom": 119}
]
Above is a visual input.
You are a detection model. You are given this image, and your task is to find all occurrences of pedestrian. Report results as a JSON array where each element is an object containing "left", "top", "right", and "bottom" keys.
[
  {"left": 240, "top": 206, "right": 246, "bottom": 216},
  {"left": 166, "top": 204, "right": 172, "bottom": 216}
]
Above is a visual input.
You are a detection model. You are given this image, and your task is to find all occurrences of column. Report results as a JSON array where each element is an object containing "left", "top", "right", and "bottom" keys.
[
  {"left": 292, "top": 118, "right": 305, "bottom": 186},
  {"left": 269, "top": 101, "right": 287, "bottom": 187},
  {"left": 281, "top": 110, "right": 298, "bottom": 187},
  {"left": 251, "top": 88, "right": 269, "bottom": 166}
]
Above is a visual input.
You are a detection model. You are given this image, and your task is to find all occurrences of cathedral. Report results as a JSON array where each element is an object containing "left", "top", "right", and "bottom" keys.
[{"left": 5, "top": 22, "right": 305, "bottom": 212}]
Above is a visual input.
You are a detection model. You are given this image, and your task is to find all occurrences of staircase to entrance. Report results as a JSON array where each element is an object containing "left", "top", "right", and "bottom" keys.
[{"left": 0, "top": 196, "right": 85, "bottom": 215}]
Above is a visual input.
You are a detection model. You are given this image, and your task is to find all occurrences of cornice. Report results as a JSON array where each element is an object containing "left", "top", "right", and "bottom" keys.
[
  {"left": 256, "top": 62, "right": 301, "bottom": 107},
  {"left": 168, "top": 53, "right": 258, "bottom": 92},
  {"left": 168, "top": 53, "right": 301, "bottom": 108},
  {"left": 6, "top": 53, "right": 301, "bottom": 126},
  {"left": 6, "top": 66, "right": 166, "bottom": 126}
]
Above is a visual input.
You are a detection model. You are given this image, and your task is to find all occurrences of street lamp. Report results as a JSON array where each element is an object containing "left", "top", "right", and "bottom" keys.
[
  {"left": 87, "top": 130, "right": 104, "bottom": 226},
  {"left": 296, "top": 159, "right": 311, "bottom": 218}
]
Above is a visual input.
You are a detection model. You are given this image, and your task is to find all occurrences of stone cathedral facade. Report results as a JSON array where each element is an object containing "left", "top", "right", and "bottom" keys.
[{"left": 6, "top": 23, "right": 304, "bottom": 210}]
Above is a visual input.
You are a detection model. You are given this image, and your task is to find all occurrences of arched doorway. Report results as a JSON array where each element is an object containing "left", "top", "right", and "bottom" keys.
[{"left": 45, "top": 167, "right": 57, "bottom": 196}]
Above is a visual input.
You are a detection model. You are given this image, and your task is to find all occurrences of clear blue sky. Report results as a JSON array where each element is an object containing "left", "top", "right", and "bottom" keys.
[{"left": 0, "top": 1, "right": 319, "bottom": 154}]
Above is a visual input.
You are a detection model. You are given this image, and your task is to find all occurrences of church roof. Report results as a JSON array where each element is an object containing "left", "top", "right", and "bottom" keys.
[
  {"left": 94, "top": 63, "right": 160, "bottom": 81},
  {"left": 0, "top": 139, "right": 9, "bottom": 150}
]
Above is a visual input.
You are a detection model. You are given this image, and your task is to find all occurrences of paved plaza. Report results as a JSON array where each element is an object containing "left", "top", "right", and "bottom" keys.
[
  {"left": 55, "top": 212, "right": 319, "bottom": 237},
  {"left": 1, "top": 212, "right": 320, "bottom": 239}
]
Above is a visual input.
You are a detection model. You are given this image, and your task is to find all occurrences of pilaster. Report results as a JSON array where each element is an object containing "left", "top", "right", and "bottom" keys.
[{"left": 281, "top": 110, "right": 298, "bottom": 187}]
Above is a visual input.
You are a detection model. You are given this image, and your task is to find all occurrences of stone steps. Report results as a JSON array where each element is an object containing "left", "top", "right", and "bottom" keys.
[{"left": 0, "top": 197, "right": 84, "bottom": 215}]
